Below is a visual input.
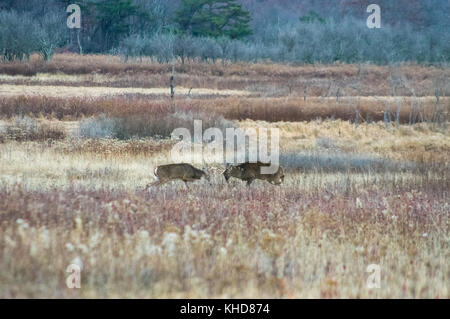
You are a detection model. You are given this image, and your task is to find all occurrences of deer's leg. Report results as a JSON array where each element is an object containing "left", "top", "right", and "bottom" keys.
[
  {"left": 145, "top": 180, "right": 159, "bottom": 189},
  {"left": 148, "top": 178, "right": 169, "bottom": 188},
  {"left": 158, "top": 179, "right": 170, "bottom": 186},
  {"left": 246, "top": 179, "right": 253, "bottom": 186},
  {"left": 146, "top": 181, "right": 159, "bottom": 189},
  {"left": 180, "top": 177, "right": 193, "bottom": 189},
  {"left": 147, "top": 173, "right": 161, "bottom": 188}
]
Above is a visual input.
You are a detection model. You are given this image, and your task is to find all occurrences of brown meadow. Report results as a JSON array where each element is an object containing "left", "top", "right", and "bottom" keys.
[
  {"left": 0, "top": 55, "right": 448, "bottom": 298},
  {"left": 0, "top": 53, "right": 449, "bottom": 96}
]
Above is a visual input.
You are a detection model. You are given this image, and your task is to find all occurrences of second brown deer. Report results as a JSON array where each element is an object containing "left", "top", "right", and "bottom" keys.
[{"left": 223, "top": 162, "right": 285, "bottom": 186}]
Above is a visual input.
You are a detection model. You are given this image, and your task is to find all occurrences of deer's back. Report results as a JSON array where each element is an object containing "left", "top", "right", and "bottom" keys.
[
  {"left": 235, "top": 162, "right": 284, "bottom": 182},
  {"left": 156, "top": 163, "right": 203, "bottom": 179}
]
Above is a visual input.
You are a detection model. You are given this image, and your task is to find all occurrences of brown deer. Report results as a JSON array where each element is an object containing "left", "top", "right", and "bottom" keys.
[
  {"left": 223, "top": 162, "right": 284, "bottom": 186},
  {"left": 147, "top": 163, "right": 209, "bottom": 188}
]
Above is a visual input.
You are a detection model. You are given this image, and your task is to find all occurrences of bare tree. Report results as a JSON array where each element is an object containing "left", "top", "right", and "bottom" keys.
[{"left": 36, "top": 11, "right": 66, "bottom": 61}]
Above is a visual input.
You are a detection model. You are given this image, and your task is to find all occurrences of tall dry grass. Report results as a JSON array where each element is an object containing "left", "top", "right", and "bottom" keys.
[
  {"left": 1, "top": 95, "right": 447, "bottom": 124},
  {"left": 239, "top": 120, "right": 450, "bottom": 164},
  {"left": 0, "top": 117, "right": 448, "bottom": 298},
  {"left": 0, "top": 54, "right": 448, "bottom": 96},
  {"left": 0, "top": 116, "right": 66, "bottom": 142},
  {"left": 0, "top": 172, "right": 447, "bottom": 298}
]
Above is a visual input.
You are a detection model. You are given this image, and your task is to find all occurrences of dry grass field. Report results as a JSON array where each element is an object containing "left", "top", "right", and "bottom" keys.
[{"left": 0, "top": 54, "right": 448, "bottom": 298}]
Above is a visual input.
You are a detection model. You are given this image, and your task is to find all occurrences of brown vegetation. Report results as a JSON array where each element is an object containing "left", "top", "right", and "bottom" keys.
[
  {"left": 0, "top": 57, "right": 448, "bottom": 298},
  {"left": 0, "top": 168, "right": 447, "bottom": 298},
  {"left": 54, "top": 138, "right": 175, "bottom": 158},
  {"left": 0, "top": 116, "right": 66, "bottom": 142},
  {"left": 0, "top": 54, "right": 448, "bottom": 96},
  {"left": 0, "top": 95, "right": 447, "bottom": 124}
]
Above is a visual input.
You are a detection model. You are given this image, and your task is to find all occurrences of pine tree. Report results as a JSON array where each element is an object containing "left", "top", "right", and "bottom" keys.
[
  {"left": 175, "top": 0, "right": 252, "bottom": 39},
  {"left": 89, "top": 0, "right": 140, "bottom": 50}
]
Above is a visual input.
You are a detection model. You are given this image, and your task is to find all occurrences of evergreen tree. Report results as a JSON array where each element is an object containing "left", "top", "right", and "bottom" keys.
[
  {"left": 175, "top": 0, "right": 252, "bottom": 39},
  {"left": 89, "top": 0, "right": 141, "bottom": 50}
]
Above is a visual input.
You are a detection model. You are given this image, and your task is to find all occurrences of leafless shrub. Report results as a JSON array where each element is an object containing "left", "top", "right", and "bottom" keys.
[
  {"left": 79, "top": 114, "right": 115, "bottom": 138},
  {"left": 81, "top": 110, "right": 235, "bottom": 140}
]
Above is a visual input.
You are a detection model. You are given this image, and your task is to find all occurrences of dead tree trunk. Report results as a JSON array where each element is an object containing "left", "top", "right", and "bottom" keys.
[
  {"left": 170, "top": 64, "right": 175, "bottom": 100},
  {"left": 170, "top": 75, "right": 174, "bottom": 100},
  {"left": 77, "top": 29, "right": 83, "bottom": 55}
]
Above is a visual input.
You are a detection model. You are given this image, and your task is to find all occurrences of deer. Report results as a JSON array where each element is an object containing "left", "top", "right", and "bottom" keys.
[
  {"left": 223, "top": 162, "right": 285, "bottom": 186},
  {"left": 147, "top": 163, "right": 209, "bottom": 188}
]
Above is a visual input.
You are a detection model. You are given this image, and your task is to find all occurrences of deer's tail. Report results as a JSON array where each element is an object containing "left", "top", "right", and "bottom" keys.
[{"left": 153, "top": 167, "right": 159, "bottom": 182}]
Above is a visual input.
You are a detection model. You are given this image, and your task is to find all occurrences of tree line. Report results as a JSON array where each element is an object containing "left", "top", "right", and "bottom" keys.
[{"left": 0, "top": 0, "right": 449, "bottom": 64}]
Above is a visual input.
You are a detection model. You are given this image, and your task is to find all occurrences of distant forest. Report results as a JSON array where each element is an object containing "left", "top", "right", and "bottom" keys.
[{"left": 1, "top": 0, "right": 449, "bottom": 64}]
